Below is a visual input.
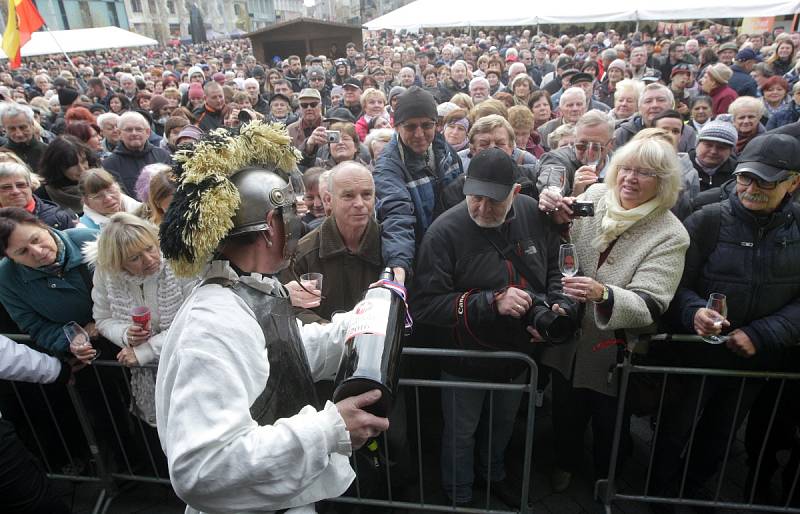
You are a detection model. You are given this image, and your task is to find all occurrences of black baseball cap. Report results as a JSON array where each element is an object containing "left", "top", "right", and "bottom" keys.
[
  {"left": 324, "top": 107, "right": 356, "bottom": 123},
  {"left": 734, "top": 134, "right": 800, "bottom": 182},
  {"left": 463, "top": 148, "right": 516, "bottom": 201},
  {"left": 570, "top": 72, "right": 594, "bottom": 85},
  {"left": 343, "top": 77, "right": 362, "bottom": 89}
]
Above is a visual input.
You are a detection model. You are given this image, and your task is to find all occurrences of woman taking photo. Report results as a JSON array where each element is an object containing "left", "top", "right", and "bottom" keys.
[
  {"left": 78, "top": 168, "right": 141, "bottom": 230},
  {"left": 0, "top": 207, "right": 97, "bottom": 356},
  {"left": 37, "top": 135, "right": 98, "bottom": 215},
  {"left": 89, "top": 213, "right": 194, "bottom": 424},
  {"left": 539, "top": 137, "right": 690, "bottom": 491}
]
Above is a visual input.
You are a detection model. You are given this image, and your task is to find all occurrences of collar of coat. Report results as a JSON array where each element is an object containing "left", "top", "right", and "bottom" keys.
[{"left": 318, "top": 215, "right": 382, "bottom": 267}]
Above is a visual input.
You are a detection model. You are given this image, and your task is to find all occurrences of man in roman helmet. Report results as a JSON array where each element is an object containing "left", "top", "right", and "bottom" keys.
[{"left": 155, "top": 123, "right": 389, "bottom": 514}]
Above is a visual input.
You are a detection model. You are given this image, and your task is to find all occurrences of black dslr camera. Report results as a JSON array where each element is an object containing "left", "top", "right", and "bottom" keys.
[{"left": 527, "top": 292, "right": 579, "bottom": 344}]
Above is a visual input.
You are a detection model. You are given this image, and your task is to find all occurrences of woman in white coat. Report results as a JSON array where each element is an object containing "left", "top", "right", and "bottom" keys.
[
  {"left": 541, "top": 136, "right": 690, "bottom": 491},
  {"left": 87, "top": 212, "right": 194, "bottom": 425}
]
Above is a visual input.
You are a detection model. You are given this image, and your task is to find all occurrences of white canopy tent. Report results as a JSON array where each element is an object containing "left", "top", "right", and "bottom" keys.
[
  {"left": 364, "top": 0, "right": 800, "bottom": 32},
  {"left": 0, "top": 26, "right": 158, "bottom": 60}
]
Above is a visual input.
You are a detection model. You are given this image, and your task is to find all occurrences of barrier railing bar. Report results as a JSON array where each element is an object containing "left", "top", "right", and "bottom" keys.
[
  {"left": 613, "top": 493, "right": 800, "bottom": 512},
  {"left": 415, "top": 385, "right": 425, "bottom": 504},
  {"left": 643, "top": 373, "right": 668, "bottom": 497},
  {"left": 713, "top": 375, "right": 746, "bottom": 502},
  {"left": 11, "top": 382, "right": 53, "bottom": 473},
  {"left": 749, "top": 377, "right": 785, "bottom": 505},
  {"left": 677, "top": 374, "right": 706, "bottom": 500},
  {"left": 329, "top": 495, "right": 517, "bottom": 513},
  {"left": 90, "top": 365, "right": 134, "bottom": 475}
]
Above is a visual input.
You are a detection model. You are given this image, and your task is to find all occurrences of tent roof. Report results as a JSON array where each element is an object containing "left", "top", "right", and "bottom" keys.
[
  {"left": 364, "top": 0, "right": 800, "bottom": 31},
  {"left": 0, "top": 26, "right": 158, "bottom": 59}
]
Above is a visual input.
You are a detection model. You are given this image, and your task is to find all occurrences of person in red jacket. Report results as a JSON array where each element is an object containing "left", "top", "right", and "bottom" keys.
[{"left": 700, "top": 63, "right": 738, "bottom": 117}]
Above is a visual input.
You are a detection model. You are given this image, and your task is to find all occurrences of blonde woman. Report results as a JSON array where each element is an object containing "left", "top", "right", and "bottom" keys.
[
  {"left": 87, "top": 213, "right": 195, "bottom": 425},
  {"left": 79, "top": 168, "right": 141, "bottom": 230},
  {"left": 541, "top": 137, "right": 690, "bottom": 491}
]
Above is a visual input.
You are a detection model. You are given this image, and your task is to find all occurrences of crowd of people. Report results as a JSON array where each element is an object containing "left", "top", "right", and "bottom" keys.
[{"left": 0, "top": 20, "right": 798, "bottom": 514}]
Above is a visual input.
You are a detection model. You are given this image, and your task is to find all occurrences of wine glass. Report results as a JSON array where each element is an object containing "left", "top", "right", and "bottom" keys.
[
  {"left": 64, "top": 321, "right": 100, "bottom": 363},
  {"left": 559, "top": 244, "right": 579, "bottom": 277},
  {"left": 702, "top": 293, "right": 728, "bottom": 344},
  {"left": 542, "top": 165, "right": 566, "bottom": 196},
  {"left": 582, "top": 142, "right": 603, "bottom": 170}
]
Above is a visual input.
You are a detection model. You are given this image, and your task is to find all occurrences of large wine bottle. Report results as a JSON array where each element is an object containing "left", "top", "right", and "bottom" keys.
[{"left": 332, "top": 268, "right": 407, "bottom": 418}]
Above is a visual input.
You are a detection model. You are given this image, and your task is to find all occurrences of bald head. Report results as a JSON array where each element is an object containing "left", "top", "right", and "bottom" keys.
[{"left": 328, "top": 162, "right": 375, "bottom": 237}]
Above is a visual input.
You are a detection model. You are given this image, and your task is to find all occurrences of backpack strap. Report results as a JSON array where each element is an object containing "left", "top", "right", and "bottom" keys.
[{"left": 694, "top": 202, "right": 722, "bottom": 261}]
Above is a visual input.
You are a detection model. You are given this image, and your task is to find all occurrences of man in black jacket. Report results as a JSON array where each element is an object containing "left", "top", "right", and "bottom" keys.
[
  {"left": 0, "top": 104, "right": 47, "bottom": 171},
  {"left": 412, "top": 149, "right": 577, "bottom": 508},
  {"left": 653, "top": 133, "right": 800, "bottom": 502},
  {"left": 688, "top": 120, "right": 738, "bottom": 191},
  {"left": 102, "top": 112, "right": 171, "bottom": 196}
]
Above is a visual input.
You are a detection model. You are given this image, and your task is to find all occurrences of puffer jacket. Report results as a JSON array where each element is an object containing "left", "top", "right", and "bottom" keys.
[
  {"left": 373, "top": 132, "right": 463, "bottom": 274},
  {"left": 669, "top": 193, "right": 800, "bottom": 368}
]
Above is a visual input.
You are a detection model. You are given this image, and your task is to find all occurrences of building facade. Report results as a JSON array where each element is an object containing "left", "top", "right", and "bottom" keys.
[
  {"left": 29, "top": 0, "right": 130, "bottom": 30},
  {"left": 247, "top": 0, "right": 276, "bottom": 30},
  {"left": 274, "top": 0, "right": 303, "bottom": 23},
  {"left": 123, "top": 0, "right": 250, "bottom": 42}
]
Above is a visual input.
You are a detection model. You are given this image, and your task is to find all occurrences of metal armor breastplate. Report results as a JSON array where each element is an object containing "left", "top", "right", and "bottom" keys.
[{"left": 209, "top": 278, "right": 319, "bottom": 426}]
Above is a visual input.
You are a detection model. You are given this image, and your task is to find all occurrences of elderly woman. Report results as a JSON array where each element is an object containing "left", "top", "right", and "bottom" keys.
[
  {"left": 88, "top": 213, "right": 193, "bottom": 425},
  {"left": 688, "top": 96, "right": 713, "bottom": 133},
  {"left": 364, "top": 128, "right": 394, "bottom": 166},
  {"left": 609, "top": 79, "right": 642, "bottom": 124},
  {"left": 78, "top": 168, "right": 141, "bottom": 230},
  {"left": 508, "top": 105, "right": 545, "bottom": 158},
  {"left": 510, "top": 73, "right": 535, "bottom": 107},
  {"left": 529, "top": 90, "right": 553, "bottom": 132},
  {"left": 767, "top": 81, "right": 800, "bottom": 130},
  {"left": 540, "top": 137, "right": 690, "bottom": 491},
  {"left": 442, "top": 108, "right": 470, "bottom": 152},
  {"left": 547, "top": 122, "right": 576, "bottom": 150},
  {"left": 598, "top": 59, "right": 627, "bottom": 107},
  {"left": 36, "top": 135, "right": 98, "bottom": 215},
  {"left": 0, "top": 207, "right": 98, "bottom": 355},
  {"left": 700, "top": 63, "right": 738, "bottom": 117},
  {"left": 0, "top": 162, "right": 76, "bottom": 229},
  {"left": 728, "top": 96, "right": 766, "bottom": 155},
  {"left": 443, "top": 60, "right": 470, "bottom": 100},
  {"left": 760, "top": 75, "right": 790, "bottom": 120},
  {"left": 354, "top": 88, "right": 387, "bottom": 141}
]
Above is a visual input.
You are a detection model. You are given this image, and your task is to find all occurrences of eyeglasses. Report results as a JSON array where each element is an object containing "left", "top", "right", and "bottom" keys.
[
  {"left": 400, "top": 121, "right": 436, "bottom": 132},
  {"left": 573, "top": 141, "right": 609, "bottom": 152},
  {"left": 618, "top": 166, "right": 660, "bottom": 179},
  {"left": 0, "top": 181, "right": 29, "bottom": 192},
  {"left": 735, "top": 173, "right": 782, "bottom": 190},
  {"left": 87, "top": 187, "right": 119, "bottom": 201},
  {"left": 121, "top": 126, "right": 147, "bottom": 133},
  {"left": 300, "top": 102, "right": 319, "bottom": 109},
  {"left": 309, "top": 77, "right": 325, "bottom": 82}
]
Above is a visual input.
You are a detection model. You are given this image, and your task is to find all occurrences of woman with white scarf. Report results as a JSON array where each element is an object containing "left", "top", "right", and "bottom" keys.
[
  {"left": 86, "top": 213, "right": 195, "bottom": 425},
  {"left": 539, "top": 137, "right": 690, "bottom": 492},
  {"left": 78, "top": 168, "right": 141, "bottom": 230}
]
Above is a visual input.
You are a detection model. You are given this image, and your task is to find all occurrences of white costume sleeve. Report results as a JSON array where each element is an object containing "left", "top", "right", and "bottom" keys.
[
  {"left": 156, "top": 286, "right": 354, "bottom": 513},
  {"left": 297, "top": 311, "right": 350, "bottom": 381},
  {"left": 0, "top": 335, "right": 61, "bottom": 384}
]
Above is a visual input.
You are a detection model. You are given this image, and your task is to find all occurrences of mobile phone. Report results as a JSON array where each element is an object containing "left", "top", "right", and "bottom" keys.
[
  {"left": 326, "top": 130, "right": 341, "bottom": 143},
  {"left": 572, "top": 201, "right": 595, "bottom": 217}
]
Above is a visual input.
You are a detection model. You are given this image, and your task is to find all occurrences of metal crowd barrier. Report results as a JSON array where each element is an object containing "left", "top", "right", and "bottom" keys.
[
  {"left": 1, "top": 338, "right": 540, "bottom": 514},
  {"left": 596, "top": 334, "right": 800, "bottom": 514}
]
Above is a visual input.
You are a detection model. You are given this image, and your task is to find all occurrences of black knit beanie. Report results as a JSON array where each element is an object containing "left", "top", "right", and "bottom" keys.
[{"left": 393, "top": 86, "right": 437, "bottom": 126}]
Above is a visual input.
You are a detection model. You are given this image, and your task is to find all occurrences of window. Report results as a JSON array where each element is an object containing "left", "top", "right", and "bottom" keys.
[
  {"left": 131, "top": 0, "right": 142, "bottom": 12},
  {"left": 147, "top": 0, "right": 156, "bottom": 14},
  {"left": 167, "top": 0, "right": 175, "bottom": 13}
]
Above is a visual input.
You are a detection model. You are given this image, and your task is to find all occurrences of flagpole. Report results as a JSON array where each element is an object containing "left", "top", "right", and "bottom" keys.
[{"left": 41, "top": 22, "right": 79, "bottom": 72}]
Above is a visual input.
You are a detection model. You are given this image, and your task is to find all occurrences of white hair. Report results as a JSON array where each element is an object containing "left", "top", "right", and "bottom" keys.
[
  {"left": 244, "top": 78, "right": 259, "bottom": 88},
  {"left": 96, "top": 112, "right": 120, "bottom": 128},
  {"left": 0, "top": 103, "right": 34, "bottom": 124},
  {"left": 469, "top": 77, "right": 490, "bottom": 90},
  {"left": 559, "top": 87, "right": 587, "bottom": 107},
  {"left": 118, "top": 111, "right": 148, "bottom": 128},
  {"left": 119, "top": 73, "right": 135, "bottom": 83}
]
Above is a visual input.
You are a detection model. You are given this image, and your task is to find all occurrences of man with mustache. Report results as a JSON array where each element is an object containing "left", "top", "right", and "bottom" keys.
[{"left": 652, "top": 133, "right": 800, "bottom": 505}]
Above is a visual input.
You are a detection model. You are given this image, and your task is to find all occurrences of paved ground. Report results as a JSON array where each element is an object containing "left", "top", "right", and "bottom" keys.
[{"left": 51, "top": 381, "right": 788, "bottom": 514}]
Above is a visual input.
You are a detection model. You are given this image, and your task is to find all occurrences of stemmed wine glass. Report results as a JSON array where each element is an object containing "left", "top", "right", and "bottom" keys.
[
  {"left": 542, "top": 164, "right": 566, "bottom": 198},
  {"left": 559, "top": 244, "right": 579, "bottom": 278},
  {"left": 64, "top": 321, "right": 100, "bottom": 363},
  {"left": 702, "top": 293, "right": 728, "bottom": 344},
  {"left": 582, "top": 142, "right": 602, "bottom": 170}
]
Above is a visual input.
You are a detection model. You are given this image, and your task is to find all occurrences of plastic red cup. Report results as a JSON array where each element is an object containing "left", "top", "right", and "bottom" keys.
[{"left": 131, "top": 306, "right": 151, "bottom": 331}]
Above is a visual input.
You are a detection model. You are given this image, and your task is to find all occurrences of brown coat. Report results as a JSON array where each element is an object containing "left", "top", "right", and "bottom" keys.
[{"left": 285, "top": 215, "right": 383, "bottom": 324}]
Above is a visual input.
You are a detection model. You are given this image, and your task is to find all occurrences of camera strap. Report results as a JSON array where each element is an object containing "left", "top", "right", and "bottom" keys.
[{"left": 479, "top": 227, "right": 540, "bottom": 290}]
